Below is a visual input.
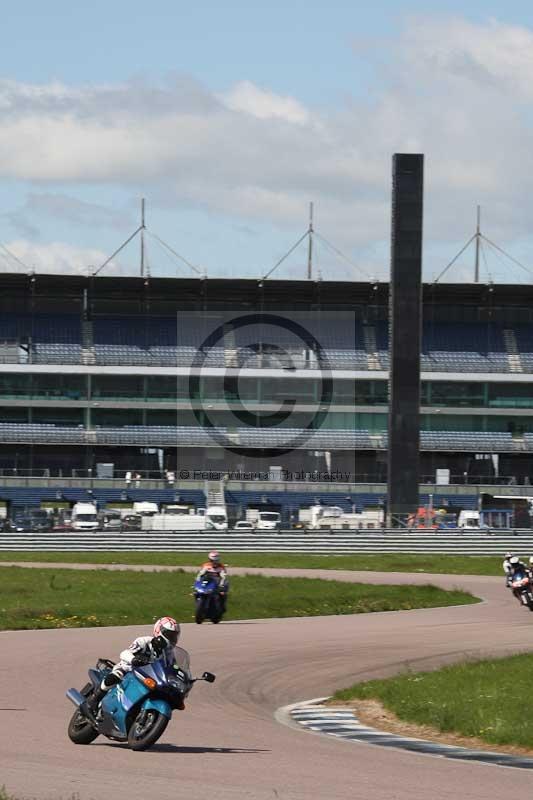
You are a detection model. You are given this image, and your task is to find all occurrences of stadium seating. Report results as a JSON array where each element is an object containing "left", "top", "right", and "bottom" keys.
[
  {"left": 0, "top": 422, "right": 528, "bottom": 453},
  {"left": 1, "top": 311, "right": 532, "bottom": 374}
]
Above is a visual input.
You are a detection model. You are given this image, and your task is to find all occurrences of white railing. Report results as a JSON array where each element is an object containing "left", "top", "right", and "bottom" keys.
[{"left": 1, "top": 529, "right": 533, "bottom": 554}]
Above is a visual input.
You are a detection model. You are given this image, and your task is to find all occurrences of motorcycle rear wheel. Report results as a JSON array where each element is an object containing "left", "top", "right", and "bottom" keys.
[
  {"left": 128, "top": 710, "right": 169, "bottom": 751},
  {"left": 67, "top": 708, "right": 99, "bottom": 744}
]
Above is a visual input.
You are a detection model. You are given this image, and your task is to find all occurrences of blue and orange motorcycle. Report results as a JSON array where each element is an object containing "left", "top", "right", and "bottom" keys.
[{"left": 193, "top": 574, "right": 227, "bottom": 624}]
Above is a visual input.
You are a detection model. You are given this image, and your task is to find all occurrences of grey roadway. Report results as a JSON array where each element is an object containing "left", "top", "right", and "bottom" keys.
[{"left": 1, "top": 565, "right": 533, "bottom": 799}]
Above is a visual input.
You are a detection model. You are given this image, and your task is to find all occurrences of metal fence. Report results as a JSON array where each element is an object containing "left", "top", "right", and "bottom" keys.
[{"left": 1, "top": 529, "right": 533, "bottom": 554}]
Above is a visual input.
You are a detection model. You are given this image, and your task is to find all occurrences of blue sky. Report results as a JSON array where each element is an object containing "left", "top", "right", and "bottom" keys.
[{"left": 1, "top": 2, "right": 533, "bottom": 282}]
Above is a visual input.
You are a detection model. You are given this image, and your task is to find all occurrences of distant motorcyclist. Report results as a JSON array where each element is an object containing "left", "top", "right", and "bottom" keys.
[
  {"left": 88, "top": 616, "right": 182, "bottom": 713},
  {"left": 196, "top": 551, "right": 228, "bottom": 612},
  {"left": 503, "top": 552, "right": 515, "bottom": 586},
  {"left": 506, "top": 555, "right": 531, "bottom": 599}
]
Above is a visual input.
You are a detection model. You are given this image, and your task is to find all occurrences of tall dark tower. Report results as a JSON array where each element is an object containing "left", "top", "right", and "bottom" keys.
[{"left": 387, "top": 154, "right": 424, "bottom": 523}]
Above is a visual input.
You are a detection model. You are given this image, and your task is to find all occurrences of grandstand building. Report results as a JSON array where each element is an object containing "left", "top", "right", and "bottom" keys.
[{"left": 1, "top": 272, "right": 533, "bottom": 521}]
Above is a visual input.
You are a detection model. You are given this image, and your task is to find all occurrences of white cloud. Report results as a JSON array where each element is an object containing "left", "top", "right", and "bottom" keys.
[
  {"left": 0, "top": 240, "right": 120, "bottom": 276},
  {"left": 222, "top": 80, "right": 311, "bottom": 124},
  {"left": 2, "top": 17, "right": 533, "bottom": 280}
]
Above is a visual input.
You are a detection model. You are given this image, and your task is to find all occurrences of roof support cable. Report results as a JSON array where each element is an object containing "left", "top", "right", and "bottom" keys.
[
  {"left": 146, "top": 230, "right": 204, "bottom": 277},
  {"left": 433, "top": 233, "right": 476, "bottom": 283},
  {"left": 480, "top": 235, "right": 533, "bottom": 280},
  {"left": 314, "top": 231, "right": 371, "bottom": 280},
  {"left": 0, "top": 242, "right": 32, "bottom": 271},
  {"left": 261, "top": 229, "right": 310, "bottom": 281},
  {"left": 92, "top": 225, "right": 143, "bottom": 277}
]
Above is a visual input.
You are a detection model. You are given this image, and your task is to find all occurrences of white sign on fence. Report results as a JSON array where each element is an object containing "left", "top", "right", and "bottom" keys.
[{"left": 436, "top": 469, "right": 450, "bottom": 485}]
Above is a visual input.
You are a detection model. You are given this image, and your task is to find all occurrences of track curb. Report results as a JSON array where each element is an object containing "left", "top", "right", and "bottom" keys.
[{"left": 276, "top": 697, "right": 533, "bottom": 771}]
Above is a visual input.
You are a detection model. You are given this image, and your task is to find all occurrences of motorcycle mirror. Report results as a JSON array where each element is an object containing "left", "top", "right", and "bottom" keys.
[{"left": 202, "top": 671, "right": 216, "bottom": 683}]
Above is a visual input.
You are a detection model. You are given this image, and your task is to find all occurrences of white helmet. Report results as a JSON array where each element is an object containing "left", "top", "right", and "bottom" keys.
[
  {"left": 505, "top": 552, "right": 514, "bottom": 559},
  {"left": 528, "top": 557, "right": 533, "bottom": 566},
  {"left": 510, "top": 555, "right": 520, "bottom": 566},
  {"left": 153, "top": 616, "right": 180, "bottom": 647}
]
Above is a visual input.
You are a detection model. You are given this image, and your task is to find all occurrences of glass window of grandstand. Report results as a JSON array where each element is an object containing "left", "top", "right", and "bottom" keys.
[
  {"left": 421, "top": 414, "right": 533, "bottom": 433},
  {"left": 92, "top": 375, "right": 144, "bottom": 401},
  {"left": 259, "top": 378, "right": 316, "bottom": 405},
  {"left": 146, "top": 375, "right": 183, "bottom": 401},
  {"left": 488, "top": 383, "right": 533, "bottom": 409},
  {"left": 32, "top": 408, "right": 84, "bottom": 425},
  {"left": 0, "top": 407, "right": 29, "bottom": 422},
  {"left": 0, "top": 373, "right": 85, "bottom": 400},
  {"left": 92, "top": 409, "right": 143, "bottom": 426},
  {"left": 198, "top": 409, "right": 385, "bottom": 431},
  {"left": 353, "top": 380, "right": 387, "bottom": 405},
  {"left": 421, "top": 414, "right": 485, "bottom": 431},
  {"left": 318, "top": 412, "right": 386, "bottom": 431},
  {"left": 146, "top": 410, "right": 179, "bottom": 426},
  {"left": 423, "top": 382, "right": 484, "bottom": 407}
]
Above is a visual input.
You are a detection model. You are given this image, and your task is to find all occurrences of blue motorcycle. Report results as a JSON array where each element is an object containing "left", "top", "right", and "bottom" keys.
[
  {"left": 193, "top": 575, "right": 227, "bottom": 624},
  {"left": 66, "top": 647, "right": 215, "bottom": 750}
]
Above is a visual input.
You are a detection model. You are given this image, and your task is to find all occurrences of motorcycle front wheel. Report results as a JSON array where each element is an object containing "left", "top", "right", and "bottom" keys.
[
  {"left": 67, "top": 708, "right": 99, "bottom": 744},
  {"left": 195, "top": 596, "right": 207, "bottom": 624},
  {"left": 128, "top": 709, "right": 169, "bottom": 751}
]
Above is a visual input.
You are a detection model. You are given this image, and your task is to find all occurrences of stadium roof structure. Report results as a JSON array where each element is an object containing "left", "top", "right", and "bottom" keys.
[{"left": 2, "top": 271, "right": 533, "bottom": 309}]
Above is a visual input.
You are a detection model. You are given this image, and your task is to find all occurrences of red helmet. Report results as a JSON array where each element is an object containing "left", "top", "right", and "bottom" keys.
[
  {"left": 208, "top": 550, "right": 221, "bottom": 565},
  {"left": 153, "top": 616, "right": 180, "bottom": 647}
]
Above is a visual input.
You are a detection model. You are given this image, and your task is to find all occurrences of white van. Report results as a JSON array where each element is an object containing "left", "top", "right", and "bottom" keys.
[
  {"left": 256, "top": 511, "right": 281, "bottom": 531},
  {"left": 71, "top": 502, "right": 99, "bottom": 531},
  {"left": 458, "top": 510, "right": 481, "bottom": 530}
]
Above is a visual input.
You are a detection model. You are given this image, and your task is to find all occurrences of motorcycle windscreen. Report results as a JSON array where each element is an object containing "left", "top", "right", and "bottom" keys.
[{"left": 136, "top": 648, "right": 191, "bottom": 686}]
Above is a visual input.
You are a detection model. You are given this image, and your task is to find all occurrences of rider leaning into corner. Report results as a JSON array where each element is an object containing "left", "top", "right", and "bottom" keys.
[
  {"left": 196, "top": 551, "right": 229, "bottom": 612},
  {"left": 88, "top": 616, "right": 183, "bottom": 713}
]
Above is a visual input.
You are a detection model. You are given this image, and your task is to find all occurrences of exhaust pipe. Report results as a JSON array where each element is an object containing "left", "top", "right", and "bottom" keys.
[
  {"left": 66, "top": 688, "right": 98, "bottom": 726},
  {"left": 66, "top": 688, "right": 86, "bottom": 707}
]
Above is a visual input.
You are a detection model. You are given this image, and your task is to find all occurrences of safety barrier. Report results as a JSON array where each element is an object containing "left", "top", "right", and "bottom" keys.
[{"left": 1, "top": 529, "right": 533, "bottom": 554}]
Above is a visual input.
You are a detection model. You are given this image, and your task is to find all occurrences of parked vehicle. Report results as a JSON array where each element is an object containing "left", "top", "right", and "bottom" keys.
[
  {"left": 53, "top": 519, "right": 73, "bottom": 532},
  {"left": 28, "top": 510, "right": 53, "bottom": 531},
  {"left": 510, "top": 570, "right": 533, "bottom": 610},
  {"left": 99, "top": 510, "right": 122, "bottom": 530},
  {"left": 298, "top": 505, "right": 383, "bottom": 531},
  {"left": 52, "top": 511, "right": 72, "bottom": 532},
  {"left": 458, "top": 510, "right": 482, "bottom": 530},
  {"left": 234, "top": 520, "right": 254, "bottom": 531},
  {"left": 71, "top": 502, "right": 99, "bottom": 531},
  {"left": 121, "top": 514, "right": 142, "bottom": 531},
  {"left": 193, "top": 575, "right": 225, "bottom": 624},
  {"left": 246, "top": 510, "right": 281, "bottom": 531},
  {"left": 66, "top": 648, "right": 215, "bottom": 750},
  {"left": 132, "top": 501, "right": 159, "bottom": 517},
  {"left": 142, "top": 505, "right": 228, "bottom": 532},
  {"left": 4, "top": 515, "right": 34, "bottom": 532}
]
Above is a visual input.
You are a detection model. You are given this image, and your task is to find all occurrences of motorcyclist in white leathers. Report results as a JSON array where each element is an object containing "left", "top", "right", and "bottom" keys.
[{"left": 88, "top": 616, "right": 181, "bottom": 713}]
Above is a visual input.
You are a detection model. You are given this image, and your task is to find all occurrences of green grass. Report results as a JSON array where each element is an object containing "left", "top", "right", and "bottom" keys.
[
  {"left": 0, "top": 566, "right": 477, "bottom": 630},
  {"left": 0, "top": 551, "right": 507, "bottom": 575},
  {"left": 333, "top": 652, "right": 533, "bottom": 750}
]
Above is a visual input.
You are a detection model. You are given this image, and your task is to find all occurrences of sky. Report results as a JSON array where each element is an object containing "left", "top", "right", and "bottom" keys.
[{"left": 1, "top": 1, "right": 533, "bottom": 283}]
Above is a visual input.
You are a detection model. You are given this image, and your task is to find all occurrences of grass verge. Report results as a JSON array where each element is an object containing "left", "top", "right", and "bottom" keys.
[
  {"left": 0, "top": 566, "right": 477, "bottom": 630},
  {"left": 0, "top": 551, "right": 509, "bottom": 575},
  {"left": 332, "top": 652, "right": 533, "bottom": 750}
]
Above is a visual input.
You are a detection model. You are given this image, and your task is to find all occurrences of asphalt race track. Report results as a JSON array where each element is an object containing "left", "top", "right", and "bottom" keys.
[{"left": 2, "top": 567, "right": 533, "bottom": 800}]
